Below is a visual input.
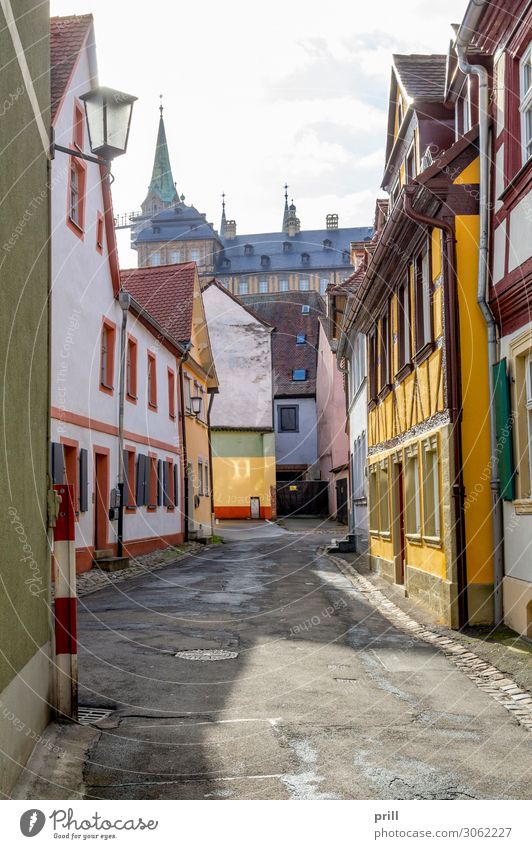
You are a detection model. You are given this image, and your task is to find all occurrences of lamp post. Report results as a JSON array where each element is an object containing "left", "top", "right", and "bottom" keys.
[{"left": 52, "top": 85, "right": 137, "bottom": 165}]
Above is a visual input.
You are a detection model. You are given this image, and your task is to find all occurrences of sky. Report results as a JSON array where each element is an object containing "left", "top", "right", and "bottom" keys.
[{"left": 50, "top": 0, "right": 468, "bottom": 265}]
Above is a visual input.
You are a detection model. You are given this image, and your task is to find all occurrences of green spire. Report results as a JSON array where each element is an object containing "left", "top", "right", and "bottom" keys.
[{"left": 147, "top": 97, "right": 178, "bottom": 205}]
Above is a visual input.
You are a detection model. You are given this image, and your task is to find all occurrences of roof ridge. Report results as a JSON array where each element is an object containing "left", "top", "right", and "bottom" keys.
[{"left": 120, "top": 261, "right": 196, "bottom": 273}]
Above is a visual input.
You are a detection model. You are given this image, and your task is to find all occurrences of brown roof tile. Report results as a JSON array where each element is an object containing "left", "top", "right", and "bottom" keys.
[
  {"left": 241, "top": 291, "right": 324, "bottom": 397},
  {"left": 120, "top": 263, "right": 196, "bottom": 345},
  {"left": 393, "top": 54, "right": 447, "bottom": 102},
  {"left": 51, "top": 15, "right": 93, "bottom": 121}
]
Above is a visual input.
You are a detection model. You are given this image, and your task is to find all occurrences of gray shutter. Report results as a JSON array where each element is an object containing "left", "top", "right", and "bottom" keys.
[
  {"left": 79, "top": 448, "right": 88, "bottom": 512},
  {"left": 51, "top": 442, "right": 65, "bottom": 484},
  {"left": 123, "top": 450, "right": 129, "bottom": 508},
  {"left": 136, "top": 454, "right": 145, "bottom": 506},
  {"left": 157, "top": 459, "right": 163, "bottom": 506},
  {"left": 174, "top": 461, "right": 179, "bottom": 507},
  {"left": 144, "top": 455, "right": 150, "bottom": 505},
  {"left": 162, "top": 461, "right": 169, "bottom": 507}
]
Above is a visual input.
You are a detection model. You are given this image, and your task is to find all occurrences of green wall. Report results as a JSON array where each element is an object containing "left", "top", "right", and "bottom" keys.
[{"left": 0, "top": 0, "right": 51, "bottom": 693}]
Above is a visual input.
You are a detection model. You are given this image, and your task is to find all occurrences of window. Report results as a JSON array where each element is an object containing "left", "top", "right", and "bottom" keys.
[
  {"left": 299, "top": 277, "right": 309, "bottom": 291},
  {"left": 68, "top": 159, "right": 85, "bottom": 230},
  {"left": 296, "top": 333, "right": 306, "bottom": 344},
  {"left": 301, "top": 304, "right": 310, "bottom": 314},
  {"left": 259, "top": 279, "right": 269, "bottom": 293},
  {"left": 100, "top": 320, "right": 115, "bottom": 391},
  {"left": 261, "top": 255, "right": 270, "bottom": 267},
  {"left": 405, "top": 450, "right": 421, "bottom": 536},
  {"left": 190, "top": 249, "right": 201, "bottom": 263},
  {"left": 126, "top": 337, "right": 137, "bottom": 400},
  {"left": 123, "top": 449, "right": 136, "bottom": 509},
  {"left": 168, "top": 369, "right": 176, "bottom": 419},
  {"left": 520, "top": 43, "right": 532, "bottom": 163},
  {"left": 405, "top": 143, "right": 416, "bottom": 182},
  {"left": 414, "top": 245, "right": 431, "bottom": 352},
  {"left": 378, "top": 461, "right": 390, "bottom": 534},
  {"left": 369, "top": 465, "right": 378, "bottom": 533},
  {"left": 244, "top": 244, "right": 254, "bottom": 256},
  {"left": 204, "top": 463, "right": 209, "bottom": 497},
  {"left": 301, "top": 253, "right": 310, "bottom": 266},
  {"left": 163, "top": 458, "right": 175, "bottom": 509},
  {"left": 278, "top": 405, "right": 299, "bottom": 432},
  {"left": 62, "top": 442, "right": 79, "bottom": 515},
  {"left": 239, "top": 280, "right": 249, "bottom": 295},
  {"left": 397, "top": 277, "right": 411, "bottom": 370},
  {"left": 96, "top": 212, "right": 104, "bottom": 253},
  {"left": 279, "top": 278, "right": 289, "bottom": 292},
  {"left": 422, "top": 439, "right": 440, "bottom": 539},
  {"left": 73, "top": 101, "right": 84, "bottom": 150},
  {"left": 292, "top": 369, "right": 307, "bottom": 381},
  {"left": 379, "top": 310, "right": 390, "bottom": 391},
  {"left": 169, "top": 249, "right": 182, "bottom": 263},
  {"left": 320, "top": 278, "right": 329, "bottom": 295},
  {"left": 352, "top": 432, "right": 367, "bottom": 501},
  {"left": 184, "top": 373, "right": 192, "bottom": 412},
  {"left": 389, "top": 177, "right": 400, "bottom": 208},
  {"left": 149, "top": 251, "right": 161, "bottom": 266},
  {"left": 147, "top": 352, "right": 157, "bottom": 408},
  {"left": 368, "top": 331, "right": 378, "bottom": 401},
  {"left": 526, "top": 355, "right": 532, "bottom": 493},
  {"left": 198, "top": 459, "right": 204, "bottom": 496},
  {"left": 351, "top": 332, "right": 366, "bottom": 396}
]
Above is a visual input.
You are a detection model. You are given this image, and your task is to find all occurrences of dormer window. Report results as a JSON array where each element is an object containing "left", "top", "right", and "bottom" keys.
[
  {"left": 153, "top": 226, "right": 160, "bottom": 234},
  {"left": 301, "top": 252, "right": 310, "bottom": 265},
  {"left": 261, "top": 255, "right": 270, "bottom": 267},
  {"left": 283, "top": 241, "right": 292, "bottom": 253},
  {"left": 292, "top": 369, "right": 307, "bottom": 381},
  {"left": 244, "top": 244, "right": 254, "bottom": 256},
  {"left": 323, "top": 238, "right": 332, "bottom": 250},
  {"left": 342, "top": 250, "right": 350, "bottom": 263},
  {"left": 296, "top": 334, "right": 306, "bottom": 344},
  {"left": 222, "top": 257, "right": 231, "bottom": 268},
  {"left": 301, "top": 305, "right": 310, "bottom": 315}
]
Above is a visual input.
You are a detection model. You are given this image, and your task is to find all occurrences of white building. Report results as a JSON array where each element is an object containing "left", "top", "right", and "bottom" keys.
[{"left": 50, "top": 15, "right": 183, "bottom": 572}]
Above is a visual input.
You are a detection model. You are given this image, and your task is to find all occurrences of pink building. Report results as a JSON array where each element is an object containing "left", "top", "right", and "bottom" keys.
[{"left": 316, "top": 317, "right": 349, "bottom": 522}]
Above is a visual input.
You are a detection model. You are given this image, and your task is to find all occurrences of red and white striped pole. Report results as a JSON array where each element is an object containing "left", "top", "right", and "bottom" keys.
[{"left": 53, "top": 484, "right": 78, "bottom": 720}]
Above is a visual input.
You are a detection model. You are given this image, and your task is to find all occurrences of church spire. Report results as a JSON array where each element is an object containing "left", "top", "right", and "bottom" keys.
[
  {"left": 142, "top": 96, "right": 179, "bottom": 213},
  {"left": 282, "top": 183, "right": 290, "bottom": 232},
  {"left": 220, "top": 191, "right": 227, "bottom": 237}
]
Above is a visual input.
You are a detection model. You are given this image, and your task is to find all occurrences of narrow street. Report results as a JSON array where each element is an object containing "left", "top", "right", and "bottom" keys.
[{"left": 64, "top": 522, "right": 531, "bottom": 800}]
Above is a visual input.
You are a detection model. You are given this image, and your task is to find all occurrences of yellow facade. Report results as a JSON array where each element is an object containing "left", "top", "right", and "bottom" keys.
[{"left": 211, "top": 431, "right": 276, "bottom": 519}]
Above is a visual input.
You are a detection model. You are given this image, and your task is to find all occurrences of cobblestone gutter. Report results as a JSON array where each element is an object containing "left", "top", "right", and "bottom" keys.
[{"left": 327, "top": 553, "right": 532, "bottom": 733}]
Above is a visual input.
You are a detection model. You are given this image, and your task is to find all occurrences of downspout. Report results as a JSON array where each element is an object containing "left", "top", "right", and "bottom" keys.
[
  {"left": 455, "top": 33, "right": 504, "bottom": 625},
  {"left": 404, "top": 189, "right": 469, "bottom": 626},
  {"left": 207, "top": 391, "right": 215, "bottom": 533},
  {"left": 178, "top": 342, "right": 192, "bottom": 542},
  {"left": 116, "top": 289, "right": 131, "bottom": 557}
]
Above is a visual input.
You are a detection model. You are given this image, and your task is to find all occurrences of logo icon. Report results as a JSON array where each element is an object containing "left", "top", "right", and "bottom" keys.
[{"left": 20, "top": 810, "right": 46, "bottom": 837}]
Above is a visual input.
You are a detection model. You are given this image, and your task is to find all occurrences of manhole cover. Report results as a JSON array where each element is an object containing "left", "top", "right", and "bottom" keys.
[
  {"left": 174, "top": 649, "right": 239, "bottom": 661},
  {"left": 78, "top": 707, "right": 112, "bottom": 724}
]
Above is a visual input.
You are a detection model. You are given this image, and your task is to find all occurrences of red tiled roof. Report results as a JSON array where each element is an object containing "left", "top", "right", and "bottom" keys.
[
  {"left": 120, "top": 263, "right": 197, "bottom": 344},
  {"left": 50, "top": 15, "right": 93, "bottom": 121}
]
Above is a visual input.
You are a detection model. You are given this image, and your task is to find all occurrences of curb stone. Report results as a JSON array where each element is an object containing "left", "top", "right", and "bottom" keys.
[{"left": 326, "top": 552, "right": 532, "bottom": 733}]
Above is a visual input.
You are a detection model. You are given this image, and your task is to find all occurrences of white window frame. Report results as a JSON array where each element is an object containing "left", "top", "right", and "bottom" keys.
[
  {"left": 169, "top": 249, "right": 182, "bottom": 263},
  {"left": 259, "top": 278, "right": 269, "bottom": 293},
  {"left": 520, "top": 43, "right": 532, "bottom": 164},
  {"left": 279, "top": 278, "right": 289, "bottom": 292},
  {"left": 149, "top": 251, "right": 161, "bottom": 267},
  {"left": 189, "top": 248, "right": 201, "bottom": 263},
  {"left": 320, "top": 278, "right": 329, "bottom": 295},
  {"left": 239, "top": 280, "right": 249, "bottom": 295},
  {"left": 299, "top": 277, "right": 309, "bottom": 291}
]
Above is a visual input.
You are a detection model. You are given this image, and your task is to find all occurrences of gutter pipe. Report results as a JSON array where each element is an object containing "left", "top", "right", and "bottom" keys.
[{"left": 116, "top": 288, "right": 131, "bottom": 557}]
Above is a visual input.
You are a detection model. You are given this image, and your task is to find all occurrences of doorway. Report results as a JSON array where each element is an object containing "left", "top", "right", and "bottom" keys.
[
  {"left": 335, "top": 478, "right": 348, "bottom": 524},
  {"left": 94, "top": 450, "right": 109, "bottom": 551},
  {"left": 250, "top": 497, "right": 260, "bottom": 519},
  {"left": 392, "top": 460, "right": 405, "bottom": 584}
]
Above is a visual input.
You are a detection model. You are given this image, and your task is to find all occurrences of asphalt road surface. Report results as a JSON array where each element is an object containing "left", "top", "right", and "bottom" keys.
[{"left": 75, "top": 523, "right": 531, "bottom": 800}]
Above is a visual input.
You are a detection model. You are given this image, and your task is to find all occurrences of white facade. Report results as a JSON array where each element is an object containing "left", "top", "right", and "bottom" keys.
[
  {"left": 50, "top": 32, "right": 183, "bottom": 569},
  {"left": 202, "top": 283, "right": 273, "bottom": 428},
  {"left": 274, "top": 397, "right": 318, "bottom": 470},
  {"left": 346, "top": 328, "right": 368, "bottom": 547}
]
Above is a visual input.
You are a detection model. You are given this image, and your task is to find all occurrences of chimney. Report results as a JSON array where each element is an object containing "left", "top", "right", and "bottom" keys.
[
  {"left": 224, "top": 219, "right": 237, "bottom": 239},
  {"left": 326, "top": 213, "right": 339, "bottom": 230}
]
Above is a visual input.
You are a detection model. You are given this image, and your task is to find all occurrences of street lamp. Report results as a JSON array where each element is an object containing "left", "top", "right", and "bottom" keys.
[
  {"left": 190, "top": 395, "right": 203, "bottom": 417},
  {"left": 52, "top": 85, "right": 137, "bottom": 165}
]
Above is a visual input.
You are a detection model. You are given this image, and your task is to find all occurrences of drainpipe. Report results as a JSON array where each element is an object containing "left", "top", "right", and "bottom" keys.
[
  {"left": 116, "top": 289, "right": 131, "bottom": 557},
  {"left": 207, "top": 391, "right": 215, "bottom": 533},
  {"left": 455, "top": 29, "right": 504, "bottom": 625},
  {"left": 178, "top": 342, "right": 192, "bottom": 542},
  {"left": 403, "top": 189, "right": 469, "bottom": 627}
]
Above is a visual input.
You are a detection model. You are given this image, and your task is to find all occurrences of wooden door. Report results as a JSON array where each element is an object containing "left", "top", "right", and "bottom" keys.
[
  {"left": 250, "top": 497, "right": 260, "bottom": 519},
  {"left": 94, "top": 451, "right": 109, "bottom": 550}
]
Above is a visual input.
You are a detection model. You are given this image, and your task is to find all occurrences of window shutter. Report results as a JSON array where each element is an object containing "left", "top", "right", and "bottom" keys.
[
  {"left": 174, "top": 461, "right": 179, "bottom": 507},
  {"left": 162, "top": 461, "right": 170, "bottom": 507},
  {"left": 51, "top": 442, "right": 65, "bottom": 484},
  {"left": 123, "top": 450, "right": 129, "bottom": 507},
  {"left": 79, "top": 448, "right": 88, "bottom": 511},
  {"left": 143, "top": 455, "right": 150, "bottom": 505},
  {"left": 493, "top": 359, "right": 516, "bottom": 501},
  {"left": 136, "top": 454, "right": 145, "bottom": 506},
  {"left": 157, "top": 459, "right": 163, "bottom": 506}
]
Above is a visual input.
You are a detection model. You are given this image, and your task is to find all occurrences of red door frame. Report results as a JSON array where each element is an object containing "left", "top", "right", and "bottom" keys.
[{"left": 94, "top": 446, "right": 110, "bottom": 550}]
